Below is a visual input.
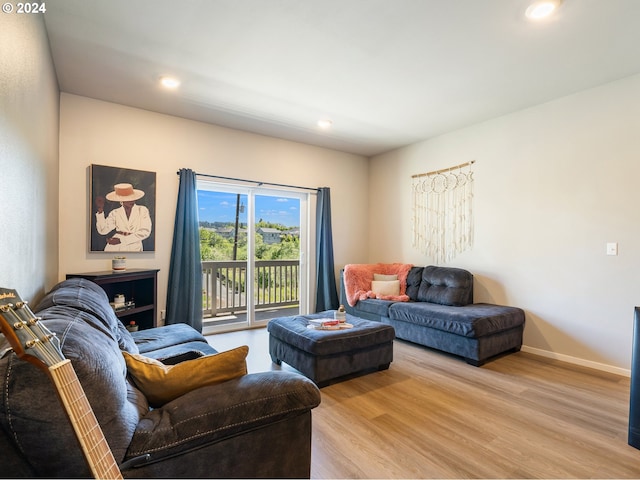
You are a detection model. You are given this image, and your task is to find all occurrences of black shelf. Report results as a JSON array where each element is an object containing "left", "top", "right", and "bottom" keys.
[{"left": 66, "top": 269, "right": 159, "bottom": 330}]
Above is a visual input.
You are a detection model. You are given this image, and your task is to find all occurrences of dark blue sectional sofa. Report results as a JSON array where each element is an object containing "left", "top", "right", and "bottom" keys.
[
  {"left": 341, "top": 265, "right": 525, "bottom": 366},
  {"left": 0, "top": 278, "right": 320, "bottom": 478}
]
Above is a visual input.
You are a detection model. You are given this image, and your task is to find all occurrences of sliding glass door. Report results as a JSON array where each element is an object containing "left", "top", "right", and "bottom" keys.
[{"left": 198, "top": 181, "right": 308, "bottom": 333}]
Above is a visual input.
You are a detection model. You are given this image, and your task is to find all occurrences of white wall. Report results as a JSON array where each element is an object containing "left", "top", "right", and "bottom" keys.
[
  {"left": 59, "top": 93, "right": 369, "bottom": 322},
  {"left": 0, "top": 14, "right": 59, "bottom": 301},
  {"left": 55, "top": 59, "right": 640, "bottom": 374},
  {"left": 369, "top": 73, "right": 640, "bottom": 374}
]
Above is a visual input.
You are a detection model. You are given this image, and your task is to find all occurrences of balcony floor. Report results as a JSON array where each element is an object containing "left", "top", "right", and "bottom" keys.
[{"left": 202, "top": 305, "right": 299, "bottom": 334}]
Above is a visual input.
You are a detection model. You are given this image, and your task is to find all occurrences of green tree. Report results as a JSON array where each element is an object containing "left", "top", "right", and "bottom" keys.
[
  {"left": 200, "top": 228, "right": 235, "bottom": 260},
  {"left": 273, "top": 235, "right": 299, "bottom": 259},
  {"left": 199, "top": 225, "right": 299, "bottom": 261}
]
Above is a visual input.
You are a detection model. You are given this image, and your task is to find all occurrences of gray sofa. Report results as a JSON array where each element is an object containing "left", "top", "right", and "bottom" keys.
[
  {"left": 0, "top": 278, "right": 321, "bottom": 478},
  {"left": 341, "top": 265, "right": 525, "bottom": 366}
]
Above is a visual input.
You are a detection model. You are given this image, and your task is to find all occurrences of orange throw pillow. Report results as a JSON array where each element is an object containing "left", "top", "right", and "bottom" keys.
[{"left": 123, "top": 346, "right": 249, "bottom": 407}]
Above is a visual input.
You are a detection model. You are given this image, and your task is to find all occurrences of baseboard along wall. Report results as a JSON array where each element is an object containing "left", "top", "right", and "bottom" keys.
[{"left": 521, "top": 345, "right": 630, "bottom": 377}]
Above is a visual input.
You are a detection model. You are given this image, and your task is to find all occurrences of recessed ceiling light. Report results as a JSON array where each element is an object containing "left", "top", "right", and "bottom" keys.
[
  {"left": 317, "top": 119, "right": 333, "bottom": 129},
  {"left": 160, "top": 76, "right": 181, "bottom": 89},
  {"left": 525, "top": 0, "right": 561, "bottom": 20}
]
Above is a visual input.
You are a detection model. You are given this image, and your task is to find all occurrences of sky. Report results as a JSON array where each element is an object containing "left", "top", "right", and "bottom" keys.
[{"left": 197, "top": 190, "right": 300, "bottom": 227}]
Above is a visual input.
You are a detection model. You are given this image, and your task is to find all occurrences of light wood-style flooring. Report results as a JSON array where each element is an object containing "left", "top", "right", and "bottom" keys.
[{"left": 207, "top": 328, "right": 640, "bottom": 479}]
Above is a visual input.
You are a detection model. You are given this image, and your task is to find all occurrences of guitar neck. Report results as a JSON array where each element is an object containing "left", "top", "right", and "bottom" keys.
[{"left": 49, "top": 360, "right": 123, "bottom": 480}]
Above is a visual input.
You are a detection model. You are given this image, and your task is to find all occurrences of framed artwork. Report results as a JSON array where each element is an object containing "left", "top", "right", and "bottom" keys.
[{"left": 90, "top": 164, "right": 156, "bottom": 252}]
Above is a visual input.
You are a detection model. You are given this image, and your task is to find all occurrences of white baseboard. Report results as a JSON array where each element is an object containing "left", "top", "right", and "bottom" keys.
[{"left": 520, "top": 345, "right": 630, "bottom": 377}]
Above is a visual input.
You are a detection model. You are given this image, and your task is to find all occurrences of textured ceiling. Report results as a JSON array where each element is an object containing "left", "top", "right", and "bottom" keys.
[{"left": 43, "top": 0, "right": 640, "bottom": 156}]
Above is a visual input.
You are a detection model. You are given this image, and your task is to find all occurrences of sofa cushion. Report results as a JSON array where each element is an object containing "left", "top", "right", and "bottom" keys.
[
  {"left": 34, "top": 277, "right": 139, "bottom": 353},
  {"left": 132, "top": 323, "right": 211, "bottom": 354},
  {"left": 123, "top": 346, "right": 249, "bottom": 407},
  {"left": 143, "top": 341, "right": 217, "bottom": 364},
  {"left": 0, "top": 310, "right": 142, "bottom": 477},
  {"left": 352, "top": 298, "right": 396, "bottom": 318},
  {"left": 389, "top": 301, "right": 524, "bottom": 337},
  {"left": 405, "top": 266, "right": 424, "bottom": 300},
  {"left": 415, "top": 266, "right": 473, "bottom": 306}
]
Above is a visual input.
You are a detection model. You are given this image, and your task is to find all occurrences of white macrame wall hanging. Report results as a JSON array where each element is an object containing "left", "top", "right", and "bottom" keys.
[{"left": 411, "top": 160, "right": 475, "bottom": 264}]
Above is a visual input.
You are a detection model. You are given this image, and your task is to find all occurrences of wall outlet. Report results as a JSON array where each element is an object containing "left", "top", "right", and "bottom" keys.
[{"left": 160, "top": 309, "right": 166, "bottom": 320}]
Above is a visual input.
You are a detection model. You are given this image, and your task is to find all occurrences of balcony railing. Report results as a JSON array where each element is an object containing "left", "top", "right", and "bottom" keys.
[{"left": 202, "top": 260, "right": 300, "bottom": 317}]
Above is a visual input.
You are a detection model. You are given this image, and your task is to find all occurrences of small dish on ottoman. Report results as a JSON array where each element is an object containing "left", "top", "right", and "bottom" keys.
[{"left": 267, "top": 311, "right": 395, "bottom": 387}]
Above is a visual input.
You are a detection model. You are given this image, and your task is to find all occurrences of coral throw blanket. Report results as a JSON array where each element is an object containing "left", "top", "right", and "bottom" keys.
[{"left": 343, "top": 263, "right": 413, "bottom": 307}]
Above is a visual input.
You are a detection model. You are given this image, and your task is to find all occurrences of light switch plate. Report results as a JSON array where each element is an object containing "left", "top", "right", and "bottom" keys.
[{"left": 606, "top": 242, "right": 618, "bottom": 256}]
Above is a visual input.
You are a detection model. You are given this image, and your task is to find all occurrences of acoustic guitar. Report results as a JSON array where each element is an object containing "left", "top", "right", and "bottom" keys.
[{"left": 0, "top": 288, "right": 122, "bottom": 479}]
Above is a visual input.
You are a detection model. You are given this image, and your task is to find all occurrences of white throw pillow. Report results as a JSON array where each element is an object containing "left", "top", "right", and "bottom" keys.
[
  {"left": 373, "top": 273, "right": 398, "bottom": 281},
  {"left": 371, "top": 280, "right": 400, "bottom": 296}
]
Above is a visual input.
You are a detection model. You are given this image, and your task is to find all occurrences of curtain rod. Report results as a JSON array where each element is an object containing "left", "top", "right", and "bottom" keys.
[
  {"left": 178, "top": 171, "right": 320, "bottom": 192},
  {"left": 411, "top": 160, "right": 475, "bottom": 179}
]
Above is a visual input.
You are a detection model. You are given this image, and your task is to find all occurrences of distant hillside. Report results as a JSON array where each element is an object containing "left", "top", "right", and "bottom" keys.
[{"left": 199, "top": 220, "right": 293, "bottom": 230}]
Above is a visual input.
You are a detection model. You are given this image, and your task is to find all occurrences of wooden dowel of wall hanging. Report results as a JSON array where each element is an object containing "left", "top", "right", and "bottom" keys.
[{"left": 411, "top": 160, "right": 475, "bottom": 179}]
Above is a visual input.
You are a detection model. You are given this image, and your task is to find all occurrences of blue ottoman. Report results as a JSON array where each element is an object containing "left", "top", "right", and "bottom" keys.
[{"left": 267, "top": 311, "right": 395, "bottom": 386}]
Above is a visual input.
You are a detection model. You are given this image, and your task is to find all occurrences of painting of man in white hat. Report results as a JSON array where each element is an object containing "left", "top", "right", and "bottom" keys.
[
  {"left": 90, "top": 165, "right": 156, "bottom": 252},
  {"left": 95, "top": 183, "right": 152, "bottom": 252}
]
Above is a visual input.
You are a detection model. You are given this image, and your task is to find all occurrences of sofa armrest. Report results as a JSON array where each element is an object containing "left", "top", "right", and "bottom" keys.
[{"left": 123, "top": 371, "right": 321, "bottom": 470}]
